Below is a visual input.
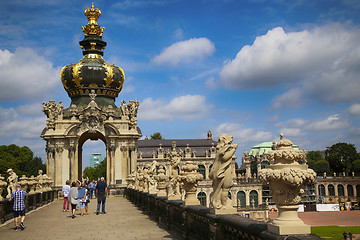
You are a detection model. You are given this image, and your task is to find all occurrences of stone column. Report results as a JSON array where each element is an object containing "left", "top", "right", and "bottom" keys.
[
  {"left": 259, "top": 134, "right": 316, "bottom": 235},
  {"left": 55, "top": 141, "right": 64, "bottom": 187},
  {"left": 68, "top": 139, "right": 77, "bottom": 182},
  {"left": 108, "top": 140, "right": 116, "bottom": 185},
  {"left": 46, "top": 144, "right": 55, "bottom": 180}
]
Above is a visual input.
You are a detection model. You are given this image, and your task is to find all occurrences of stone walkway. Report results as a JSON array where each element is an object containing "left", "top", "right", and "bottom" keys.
[{"left": 0, "top": 197, "right": 181, "bottom": 240}]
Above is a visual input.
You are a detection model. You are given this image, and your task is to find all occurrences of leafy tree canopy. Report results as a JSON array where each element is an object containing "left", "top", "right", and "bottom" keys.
[
  {"left": 83, "top": 157, "right": 106, "bottom": 181},
  {"left": 325, "top": 142, "right": 359, "bottom": 174},
  {"left": 0, "top": 144, "right": 46, "bottom": 178},
  {"left": 307, "top": 150, "right": 324, "bottom": 162},
  {"left": 150, "top": 132, "right": 164, "bottom": 140}
]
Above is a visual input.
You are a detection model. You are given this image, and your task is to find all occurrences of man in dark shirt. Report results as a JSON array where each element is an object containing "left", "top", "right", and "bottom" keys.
[{"left": 95, "top": 177, "right": 107, "bottom": 215}]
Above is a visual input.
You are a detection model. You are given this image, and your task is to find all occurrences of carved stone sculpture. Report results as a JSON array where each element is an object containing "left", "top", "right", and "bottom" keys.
[
  {"left": 154, "top": 165, "right": 169, "bottom": 197},
  {"left": 28, "top": 175, "right": 37, "bottom": 194},
  {"left": 148, "top": 160, "right": 158, "bottom": 194},
  {"left": 180, "top": 161, "right": 203, "bottom": 205},
  {"left": 259, "top": 134, "right": 316, "bottom": 235},
  {"left": 143, "top": 165, "right": 150, "bottom": 193},
  {"left": 36, "top": 170, "right": 44, "bottom": 192},
  {"left": 136, "top": 168, "right": 144, "bottom": 191},
  {"left": 6, "top": 169, "right": 18, "bottom": 198},
  {"left": 19, "top": 175, "right": 29, "bottom": 191},
  {"left": 0, "top": 174, "right": 7, "bottom": 201},
  {"left": 209, "top": 133, "right": 237, "bottom": 214},
  {"left": 167, "top": 151, "right": 181, "bottom": 200},
  {"left": 126, "top": 171, "right": 136, "bottom": 189}
]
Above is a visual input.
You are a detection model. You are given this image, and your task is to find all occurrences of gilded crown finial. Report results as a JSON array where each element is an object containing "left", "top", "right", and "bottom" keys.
[{"left": 82, "top": 4, "right": 105, "bottom": 36}]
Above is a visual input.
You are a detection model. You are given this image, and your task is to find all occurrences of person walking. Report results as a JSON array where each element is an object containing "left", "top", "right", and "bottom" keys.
[
  {"left": 88, "top": 180, "right": 96, "bottom": 199},
  {"left": 349, "top": 231, "right": 352, "bottom": 240},
  {"left": 96, "top": 177, "right": 107, "bottom": 215},
  {"left": 62, "top": 180, "right": 70, "bottom": 212},
  {"left": 8, "top": 184, "right": 28, "bottom": 231},
  {"left": 78, "top": 183, "right": 89, "bottom": 216},
  {"left": 68, "top": 182, "right": 79, "bottom": 219},
  {"left": 343, "top": 231, "right": 348, "bottom": 240}
]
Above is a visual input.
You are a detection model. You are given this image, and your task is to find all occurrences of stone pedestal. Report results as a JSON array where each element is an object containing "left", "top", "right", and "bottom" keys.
[{"left": 268, "top": 206, "right": 310, "bottom": 235}]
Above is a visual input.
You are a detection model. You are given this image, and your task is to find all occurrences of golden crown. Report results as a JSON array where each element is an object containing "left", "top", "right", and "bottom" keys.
[{"left": 82, "top": 4, "right": 105, "bottom": 36}]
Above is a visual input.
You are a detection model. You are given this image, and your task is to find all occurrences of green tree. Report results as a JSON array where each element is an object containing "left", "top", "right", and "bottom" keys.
[
  {"left": 0, "top": 144, "right": 45, "bottom": 177},
  {"left": 83, "top": 158, "right": 107, "bottom": 181},
  {"left": 352, "top": 159, "right": 360, "bottom": 175},
  {"left": 325, "top": 143, "right": 358, "bottom": 174},
  {"left": 150, "top": 132, "right": 164, "bottom": 140},
  {"left": 307, "top": 151, "right": 324, "bottom": 162},
  {"left": 316, "top": 160, "right": 331, "bottom": 175},
  {"left": 307, "top": 159, "right": 317, "bottom": 173}
]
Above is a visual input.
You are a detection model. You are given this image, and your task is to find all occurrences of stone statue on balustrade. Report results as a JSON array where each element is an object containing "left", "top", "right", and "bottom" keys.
[
  {"left": 143, "top": 165, "right": 150, "bottom": 193},
  {"left": 6, "top": 169, "right": 18, "bottom": 198},
  {"left": 126, "top": 171, "right": 136, "bottom": 189},
  {"left": 36, "top": 170, "right": 44, "bottom": 192},
  {"left": 167, "top": 151, "right": 181, "bottom": 200},
  {"left": 209, "top": 133, "right": 237, "bottom": 214},
  {"left": 148, "top": 160, "right": 158, "bottom": 194},
  {"left": 0, "top": 174, "right": 7, "bottom": 201},
  {"left": 136, "top": 168, "right": 144, "bottom": 191}
]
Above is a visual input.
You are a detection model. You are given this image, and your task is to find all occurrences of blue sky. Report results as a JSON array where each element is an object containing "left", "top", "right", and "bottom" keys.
[{"left": 0, "top": 0, "right": 359, "bottom": 167}]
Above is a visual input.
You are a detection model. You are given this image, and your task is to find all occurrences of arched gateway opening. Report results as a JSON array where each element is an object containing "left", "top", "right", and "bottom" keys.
[
  {"left": 40, "top": 5, "right": 141, "bottom": 194},
  {"left": 78, "top": 131, "right": 106, "bottom": 180}
]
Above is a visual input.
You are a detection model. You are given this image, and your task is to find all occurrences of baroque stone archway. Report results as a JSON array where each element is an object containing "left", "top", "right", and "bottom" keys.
[{"left": 40, "top": 4, "right": 141, "bottom": 191}]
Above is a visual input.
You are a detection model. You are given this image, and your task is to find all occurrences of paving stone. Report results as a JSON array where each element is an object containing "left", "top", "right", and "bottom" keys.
[{"left": 0, "top": 196, "right": 181, "bottom": 240}]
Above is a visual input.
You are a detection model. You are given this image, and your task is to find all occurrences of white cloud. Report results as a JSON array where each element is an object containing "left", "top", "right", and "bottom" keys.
[
  {"left": 305, "top": 114, "right": 350, "bottom": 131},
  {"left": 271, "top": 88, "right": 305, "bottom": 110},
  {"left": 173, "top": 28, "right": 184, "bottom": 40},
  {"left": 152, "top": 38, "right": 215, "bottom": 66},
  {"left": 348, "top": 104, "right": 360, "bottom": 116},
  {"left": 214, "top": 122, "right": 274, "bottom": 145},
  {"left": 0, "top": 47, "right": 60, "bottom": 101},
  {"left": 219, "top": 24, "right": 360, "bottom": 107},
  {"left": 138, "top": 95, "right": 213, "bottom": 121},
  {"left": 279, "top": 127, "right": 302, "bottom": 137}
]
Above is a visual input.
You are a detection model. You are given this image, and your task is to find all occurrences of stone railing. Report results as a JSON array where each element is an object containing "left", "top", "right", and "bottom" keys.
[
  {"left": 125, "top": 189, "right": 322, "bottom": 240},
  {"left": 0, "top": 190, "right": 58, "bottom": 224}
]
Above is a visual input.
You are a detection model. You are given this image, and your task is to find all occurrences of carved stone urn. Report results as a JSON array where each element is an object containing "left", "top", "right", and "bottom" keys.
[
  {"left": 180, "top": 161, "right": 203, "bottom": 205},
  {"left": 259, "top": 134, "right": 316, "bottom": 235},
  {"left": 19, "top": 175, "right": 29, "bottom": 191},
  {"left": 28, "top": 175, "right": 37, "bottom": 194},
  {"left": 154, "top": 165, "right": 169, "bottom": 197},
  {"left": 0, "top": 174, "right": 7, "bottom": 201}
]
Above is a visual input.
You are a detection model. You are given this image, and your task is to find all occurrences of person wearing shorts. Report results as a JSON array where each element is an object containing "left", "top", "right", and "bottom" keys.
[
  {"left": 68, "top": 182, "right": 79, "bottom": 219},
  {"left": 78, "top": 183, "right": 88, "bottom": 216},
  {"left": 8, "top": 184, "right": 28, "bottom": 231}
]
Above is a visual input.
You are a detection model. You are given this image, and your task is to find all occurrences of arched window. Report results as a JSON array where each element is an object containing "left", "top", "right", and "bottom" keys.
[
  {"left": 250, "top": 162, "right": 257, "bottom": 175},
  {"left": 209, "top": 164, "right": 213, "bottom": 174},
  {"left": 356, "top": 185, "right": 360, "bottom": 197},
  {"left": 228, "top": 191, "right": 232, "bottom": 199},
  {"left": 328, "top": 184, "right": 335, "bottom": 196},
  {"left": 197, "top": 192, "right": 207, "bottom": 206},
  {"left": 347, "top": 185, "right": 354, "bottom": 197},
  {"left": 338, "top": 185, "right": 344, "bottom": 196},
  {"left": 318, "top": 184, "right": 325, "bottom": 196},
  {"left": 198, "top": 165, "right": 206, "bottom": 180},
  {"left": 250, "top": 190, "right": 258, "bottom": 207},
  {"left": 237, "top": 191, "right": 246, "bottom": 208}
]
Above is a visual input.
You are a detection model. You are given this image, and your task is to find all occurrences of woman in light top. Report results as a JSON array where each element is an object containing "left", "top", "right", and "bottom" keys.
[
  {"left": 62, "top": 180, "right": 71, "bottom": 212},
  {"left": 68, "top": 182, "right": 79, "bottom": 219}
]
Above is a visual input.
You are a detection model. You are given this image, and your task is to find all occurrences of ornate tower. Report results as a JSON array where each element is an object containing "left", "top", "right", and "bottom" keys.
[{"left": 41, "top": 4, "right": 141, "bottom": 192}]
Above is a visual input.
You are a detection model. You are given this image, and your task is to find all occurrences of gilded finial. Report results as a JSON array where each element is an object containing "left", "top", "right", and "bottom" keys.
[{"left": 81, "top": 4, "right": 105, "bottom": 37}]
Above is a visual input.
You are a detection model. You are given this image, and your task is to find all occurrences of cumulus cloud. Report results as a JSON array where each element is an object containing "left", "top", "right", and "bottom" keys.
[
  {"left": 0, "top": 47, "right": 60, "bottom": 101},
  {"left": 214, "top": 122, "right": 274, "bottom": 147},
  {"left": 305, "top": 114, "right": 350, "bottom": 131},
  {"left": 271, "top": 88, "right": 305, "bottom": 110},
  {"left": 0, "top": 105, "right": 46, "bottom": 158},
  {"left": 279, "top": 127, "right": 302, "bottom": 137},
  {"left": 348, "top": 104, "right": 360, "bottom": 116},
  {"left": 138, "top": 95, "right": 213, "bottom": 121},
  {"left": 219, "top": 23, "right": 360, "bottom": 107},
  {"left": 152, "top": 38, "right": 215, "bottom": 66}
]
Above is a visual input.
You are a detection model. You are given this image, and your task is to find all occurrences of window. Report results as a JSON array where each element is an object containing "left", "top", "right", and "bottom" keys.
[
  {"left": 198, "top": 165, "right": 206, "bottom": 180},
  {"left": 237, "top": 191, "right": 246, "bottom": 208},
  {"left": 356, "top": 185, "right": 360, "bottom": 197},
  {"left": 250, "top": 190, "right": 258, "bottom": 207},
  {"left": 338, "top": 185, "right": 344, "bottom": 196},
  {"left": 318, "top": 184, "right": 325, "bottom": 196},
  {"left": 328, "top": 184, "right": 335, "bottom": 196},
  {"left": 347, "top": 185, "right": 354, "bottom": 197},
  {"left": 197, "top": 192, "right": 206, "bottom": 206}
]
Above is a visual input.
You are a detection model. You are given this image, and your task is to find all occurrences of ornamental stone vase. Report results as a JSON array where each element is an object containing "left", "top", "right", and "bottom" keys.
[
  {"left": 19, "top": 175, "right": 29, "bottom": 191},
  {"left": 28, "top": 175, "right": 37, "bottom": 194},
  {"left": 180, "top": 161, "right": 203, "bottom": 205},
  {"left": 154, "top": 165, "right": 169, "bottom": 197},
  {"left": 259, "top": 134, "right": 316, "bottom": 235},
  {"left": 0, "top": 174, "right": 7, "bottom": 201}
]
